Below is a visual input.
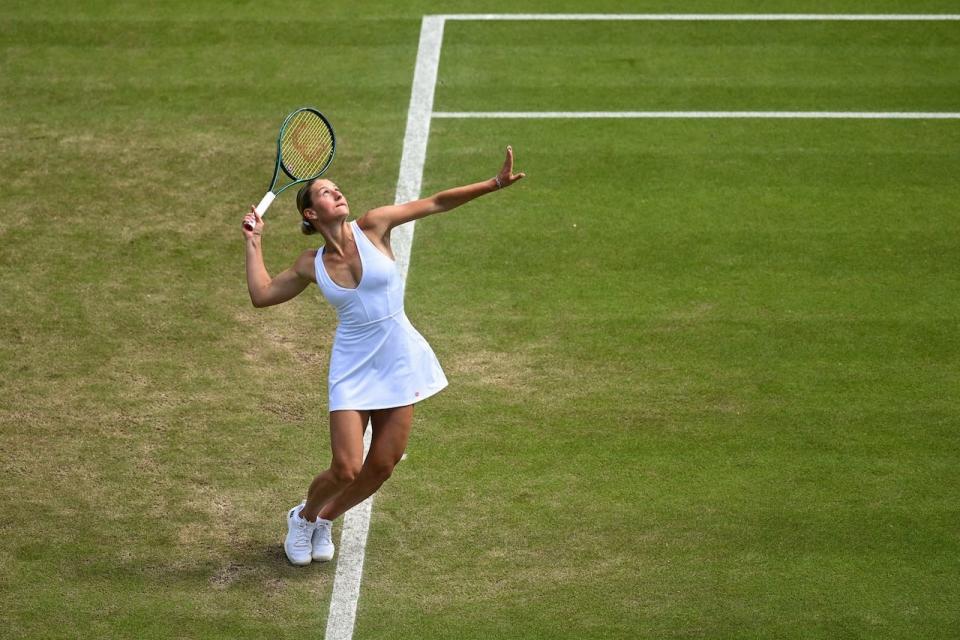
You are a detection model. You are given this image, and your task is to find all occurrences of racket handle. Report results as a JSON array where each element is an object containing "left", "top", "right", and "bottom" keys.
[{"left": 245, "top": 192, "right": 276, "bottom": 230}]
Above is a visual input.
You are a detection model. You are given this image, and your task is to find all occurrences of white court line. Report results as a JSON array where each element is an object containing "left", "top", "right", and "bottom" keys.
[
  {"left": 390, "top": 15, "right": 446, "bottom": 287},
  {"left": 323, "top": 15, "right": 445, "bottom": 640},
  {"left": 434, "top": 111, "right": 960, "bottom": 119},
  {"left": 324, "top": 13, "right": 957, "bottom": 639},
  {"left": 323, "top": 425, "right": 372, "bottom": 640},
  {"left": 440, "top": 14, "right": 960, "bottom": 21}
]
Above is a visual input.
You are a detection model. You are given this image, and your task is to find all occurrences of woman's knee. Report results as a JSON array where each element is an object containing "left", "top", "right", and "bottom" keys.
[
  {"left": 365, "top": 456, "right": 398, "bottom": 483},
  {"left": 330, "top": 459, "right": 362, "bottom": 486}
]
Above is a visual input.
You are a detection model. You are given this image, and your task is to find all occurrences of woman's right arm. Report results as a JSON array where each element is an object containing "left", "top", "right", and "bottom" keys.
[{"left": 243, "top": 207, "right": 315, "bottom": 308}]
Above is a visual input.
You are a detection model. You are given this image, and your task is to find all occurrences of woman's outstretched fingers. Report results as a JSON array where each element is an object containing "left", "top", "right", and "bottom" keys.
[{"left": 498, "top": 145, "right": 526, "bottom": 188}]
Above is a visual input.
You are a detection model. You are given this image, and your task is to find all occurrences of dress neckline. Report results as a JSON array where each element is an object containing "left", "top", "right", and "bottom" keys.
[{"left": 320, "top": 221, "right": 364, "bottom": 291}]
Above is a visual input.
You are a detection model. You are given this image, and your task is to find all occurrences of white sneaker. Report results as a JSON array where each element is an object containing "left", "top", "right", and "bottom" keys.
[
  {"left": 312, "top": 518, "right": 335, "bottom": 561},
  {"left": 284, "top": 502, "right": 315, "bottom": 566}
]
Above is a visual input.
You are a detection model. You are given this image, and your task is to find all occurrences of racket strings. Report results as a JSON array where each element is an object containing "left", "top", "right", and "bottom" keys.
[{"left": 281, "top": 112, "right": 334, "bottom": 179}]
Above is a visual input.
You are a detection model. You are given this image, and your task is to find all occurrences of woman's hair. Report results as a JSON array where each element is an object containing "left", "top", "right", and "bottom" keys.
[{"left": 297, "top": 179, "right": 318, "bottom": 235}]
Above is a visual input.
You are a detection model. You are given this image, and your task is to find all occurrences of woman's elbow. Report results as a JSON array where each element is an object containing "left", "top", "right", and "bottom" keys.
[
  {"left": 431, "top": 196, "right": 452, "bottom": 214},
  {"left": 251, "top": 293, "right": 279, "bottom": 308},
  {"left": 248, "top": 288, "right": 271, "bottom": 308}
]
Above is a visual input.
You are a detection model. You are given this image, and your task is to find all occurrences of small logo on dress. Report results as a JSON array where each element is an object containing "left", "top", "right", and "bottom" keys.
[{"left": 414, "top": 391, "right": 420, "bottom": 398}]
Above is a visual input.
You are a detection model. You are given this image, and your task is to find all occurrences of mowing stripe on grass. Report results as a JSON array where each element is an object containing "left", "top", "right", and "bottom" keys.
[
  {"left": 434, "top": 111, "right": 960, "bottom": 120},
  {"left": 324, "top": 15, "right": 444, "bottom": 640}
]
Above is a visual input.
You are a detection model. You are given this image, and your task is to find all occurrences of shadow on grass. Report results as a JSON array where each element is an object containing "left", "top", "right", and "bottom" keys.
[
  {"left": 71, "top": 538, "right": 334, "bottom": 594},
  {"left": 208, "top": 540, "right": 337, "bottom": 589}
]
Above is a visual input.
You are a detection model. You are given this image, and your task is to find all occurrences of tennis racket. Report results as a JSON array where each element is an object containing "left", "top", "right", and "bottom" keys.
[{"left": 244, "top": 107, "right": 336, "bottom": 230}]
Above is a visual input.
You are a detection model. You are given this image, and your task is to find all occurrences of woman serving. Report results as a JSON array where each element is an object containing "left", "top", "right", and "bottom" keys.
[{"left": 242, "top": 146, "right": 525, "bottom": 566}]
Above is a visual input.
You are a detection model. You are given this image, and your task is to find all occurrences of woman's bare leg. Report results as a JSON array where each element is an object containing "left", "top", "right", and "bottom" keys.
[
  {"left": 299, "top": 409, "right": 368, "bottom": 522},
  {"left": 317, "top": 404, "right": 413, "bottom": 522}
]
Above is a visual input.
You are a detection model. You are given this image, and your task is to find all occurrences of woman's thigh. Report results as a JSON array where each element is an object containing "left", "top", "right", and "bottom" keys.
[
  {"left": 368, "top": 405, "right": 414, "bottom": 464},
  {"left": 329, "top": 409, "right": 369, "bottom": 469}
]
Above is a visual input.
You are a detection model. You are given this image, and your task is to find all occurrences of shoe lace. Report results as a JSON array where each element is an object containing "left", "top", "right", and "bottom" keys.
[
  {"left": 293, "top": 518, "right": 314, "bottom": 551},
  {"left": 315, "top": 521, "right": 333, "bottom": 546}
]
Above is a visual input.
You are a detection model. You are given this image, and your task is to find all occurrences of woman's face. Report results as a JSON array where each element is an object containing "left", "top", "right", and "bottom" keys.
[{"left": 307, "top": 179, "right": 350, "bottom": 220}]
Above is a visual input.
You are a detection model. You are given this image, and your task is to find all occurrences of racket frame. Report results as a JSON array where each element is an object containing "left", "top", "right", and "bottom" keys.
[{"left": 248, "top": 107, "right": 337, "bottom": 225}]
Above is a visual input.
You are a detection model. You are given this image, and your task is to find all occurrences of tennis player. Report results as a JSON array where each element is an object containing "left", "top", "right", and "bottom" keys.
[{"left": 243, "top": 146, "right": 525, "bottom": 566}]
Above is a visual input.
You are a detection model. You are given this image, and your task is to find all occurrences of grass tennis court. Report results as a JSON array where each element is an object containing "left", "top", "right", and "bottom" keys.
[{"left": 2, "top": 2, "right": 958, "bottom": 638}]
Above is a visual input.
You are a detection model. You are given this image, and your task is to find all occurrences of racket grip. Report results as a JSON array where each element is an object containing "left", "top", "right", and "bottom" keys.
[{"left": 245, "top": 192, "right": 276, "bottom": 230}]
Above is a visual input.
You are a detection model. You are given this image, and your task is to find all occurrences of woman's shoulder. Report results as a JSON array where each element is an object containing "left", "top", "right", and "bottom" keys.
[
  {"left": 355, "top": 211, "right": 376, "bottom": 231},
  {"left": 294, "top": 248, "right": 320, "bottom": 280},
  {"left": 355, "top": 212, "right": 391, "bottom": 246}
]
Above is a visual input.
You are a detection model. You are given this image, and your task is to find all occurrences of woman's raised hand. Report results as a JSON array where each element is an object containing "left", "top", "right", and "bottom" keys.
[
  {"left": 242, "top": 205, "right": 264, "bottom": 239},
  {"left": 495, "top": 145, "right": 526, "bottom": 189}
]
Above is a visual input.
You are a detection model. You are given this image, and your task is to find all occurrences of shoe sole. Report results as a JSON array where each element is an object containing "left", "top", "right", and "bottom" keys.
[
  {"left": 312, "top": 549, "right": 335, "bottom": 562},
  {"left": 286, "top": 553, "right": 312, "bottom": 566}
]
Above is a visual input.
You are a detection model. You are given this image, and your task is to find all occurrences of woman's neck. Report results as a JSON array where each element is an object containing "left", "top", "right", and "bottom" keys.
[{"left": 318, "top": 217, "right": 351, "bottom": 255}]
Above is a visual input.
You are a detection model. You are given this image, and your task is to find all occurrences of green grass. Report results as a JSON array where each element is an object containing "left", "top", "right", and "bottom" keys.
[
  {"left": 368, "top": 117, "right": 960, "bottom": 638},
  {"left": 437, "top": 20, "right": 960, "bottom": 111},
  {"left": 2, "top": 2, "right": 959, "bottom": 639}
]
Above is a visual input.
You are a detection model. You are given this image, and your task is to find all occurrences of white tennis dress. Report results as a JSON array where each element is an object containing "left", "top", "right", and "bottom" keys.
[{"left": 314, "top": 220, "right": 448, "bottom": 411}]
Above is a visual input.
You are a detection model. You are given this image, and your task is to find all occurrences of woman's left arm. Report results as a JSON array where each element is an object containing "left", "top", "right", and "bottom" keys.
[{"left": 363, "top": 146, "right": 525, "bottom": 232}]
